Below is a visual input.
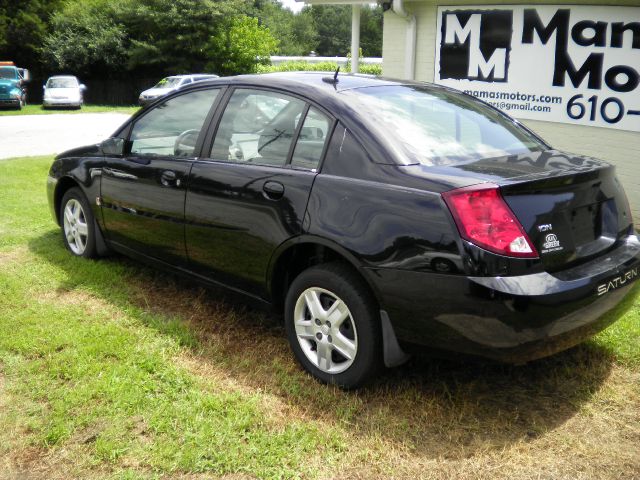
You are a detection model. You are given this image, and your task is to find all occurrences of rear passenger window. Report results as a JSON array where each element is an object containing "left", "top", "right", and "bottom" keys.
[
  {"left": 291, "top": 107, "right": 331, "bottom": 171},
  {"left": 321, "top": 123, "right": 374, "bottom": 178},
  {"left": 210, "top": 89, "right": 306, "bottom": 167}
]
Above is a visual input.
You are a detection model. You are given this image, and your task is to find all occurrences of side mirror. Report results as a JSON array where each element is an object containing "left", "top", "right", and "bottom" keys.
[
  {"left": 80, "top": 84, "right": 87, "bottom": 91},
  {"left": 100, "top": 137, "right": 125, "bottom": 156},
  {"left": 43, "top": 85, "right": 46, "bottom": 90}
]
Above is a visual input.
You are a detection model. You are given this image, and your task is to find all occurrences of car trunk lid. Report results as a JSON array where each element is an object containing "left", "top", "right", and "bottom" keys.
[
  {"left": 401, "top": 150, "right": 633, "bottom": 271},
  {"left": 500, "top": 163, "right": 632, "bottom": 271}
]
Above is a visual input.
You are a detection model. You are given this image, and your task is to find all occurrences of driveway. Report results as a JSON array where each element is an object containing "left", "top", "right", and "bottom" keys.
[{"left": 0, "top": 113, "right": 130, "bottom": 159}]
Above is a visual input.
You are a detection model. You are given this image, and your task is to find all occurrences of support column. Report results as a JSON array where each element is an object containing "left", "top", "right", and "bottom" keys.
[{"left": 351, "top": 4, "right": 361, "bottom": 73}]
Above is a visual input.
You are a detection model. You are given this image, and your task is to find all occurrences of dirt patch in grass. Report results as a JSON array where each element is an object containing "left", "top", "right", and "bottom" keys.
[{"left": 0, "top": 247, "right": 28, "bottom": 266}]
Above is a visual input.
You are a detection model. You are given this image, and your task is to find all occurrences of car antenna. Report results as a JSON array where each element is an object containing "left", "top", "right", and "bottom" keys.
[{"left": 322, "top": 67, "right": 340, "bottom": 85}]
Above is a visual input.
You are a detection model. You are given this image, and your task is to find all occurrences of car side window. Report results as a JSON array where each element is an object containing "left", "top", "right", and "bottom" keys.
[
  {"left": 290, "top": 107, "right": 331, "bottom": 171},
  {"left": 320, "top": 123, "right": 375, "bottom": 178},
  {"left": 130, "top": 88, "right": 219, "bottom": 157},
  {"left": 210, "top": 89, "right": 306, "bottom": 167}
]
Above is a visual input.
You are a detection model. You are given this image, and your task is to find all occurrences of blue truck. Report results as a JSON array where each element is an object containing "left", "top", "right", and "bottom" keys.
[{"left": 0, "top": 61, "right": 31, "bottom": 110}]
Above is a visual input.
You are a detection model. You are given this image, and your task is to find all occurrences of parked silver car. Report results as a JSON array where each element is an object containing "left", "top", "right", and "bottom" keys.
[
  {"left": 138, "top": 74, "right": 219, "bottom": 106},
  {"left": 43, "top": 75, "right": 86, "bottom": 109}
]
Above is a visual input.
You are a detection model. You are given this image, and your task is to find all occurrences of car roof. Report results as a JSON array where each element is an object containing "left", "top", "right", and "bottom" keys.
[
  {"left": 230, "top": 71, "right": 407, "bottom": 92},
  {"left": 47, "top": 75, "right": 79, "bottom": 80},
  {"left": 182, "top": 71, "right": 448, "bottom": 99}
]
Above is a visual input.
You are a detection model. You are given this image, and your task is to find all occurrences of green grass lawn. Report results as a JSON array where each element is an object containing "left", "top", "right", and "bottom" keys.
[
  {"left": 0, "top": 156, "right": 638, "bottom": 479},
  {"left": 0, "top": 104, "right": 140, "bottom": 116}
]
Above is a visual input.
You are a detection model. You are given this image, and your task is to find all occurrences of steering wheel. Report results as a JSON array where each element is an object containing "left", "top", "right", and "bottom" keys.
[{"left": 174, "top": 129, "right": 199, "bottom": 157}]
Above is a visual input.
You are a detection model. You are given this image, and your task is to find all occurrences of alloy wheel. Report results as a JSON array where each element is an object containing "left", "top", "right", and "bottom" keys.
[
  {"left": 63, "top": 198, "right": 89, "bottom": 255},
  {"left": 293, "top": 287, "right": 358, "bottom": 374}
]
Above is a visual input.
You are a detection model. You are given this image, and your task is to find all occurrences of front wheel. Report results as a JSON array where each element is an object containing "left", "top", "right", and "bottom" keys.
[
  {"left": 285, "top": 263, "right": 382, "bottom": 389},
  {"left": 60, "top": 187, "right": 98, "bottom": 258}
]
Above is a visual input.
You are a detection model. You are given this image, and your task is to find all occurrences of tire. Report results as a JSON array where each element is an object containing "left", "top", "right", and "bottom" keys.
[
  {"left": 285, "top": 262, "right": 382, "bottom": 389},
  {"left": 59, "top": 187, "right": 98, "bottom": 258}
]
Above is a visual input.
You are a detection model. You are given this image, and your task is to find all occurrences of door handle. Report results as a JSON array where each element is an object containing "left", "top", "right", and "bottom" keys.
[
  {"left": 161, "top": 170, "right": 180, "bottom": 187},
  {"left": 102, "top": 167, "right": 138, "bottom": 180},
  {"left": 263, "top": 181, "right": 284, "bottom": 200}
]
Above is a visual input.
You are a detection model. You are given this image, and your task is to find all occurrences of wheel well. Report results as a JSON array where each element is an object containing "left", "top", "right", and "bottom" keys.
[
  {"left": 270, "top": 243, "right": 379, "bottom": 312},
  {"left": 53, "top": 177, "right": 80, "bottom": 225}
]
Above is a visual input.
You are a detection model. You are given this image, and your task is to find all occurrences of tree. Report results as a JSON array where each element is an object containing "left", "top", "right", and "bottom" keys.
[
  {"left": 308, "top": 4, "right": 382, "bottom": 57},
  {"left": 249, "top": 0, "right": 317, "bottom": 56},
  {"left": 115, "top": 0, "right": 239, "bottom": 75},
  {"left": 43, "top": 7, "right": 127, "bottom": 75},
  {"left": 310, "top": 5, "right": 350, "bottom": 57},
  {"left": 43, "top": 0, "right": 278, "bottom": 78},
  {"left": 0, "top": 0, "right": 64, "bottom": 71},
  {"left": 360, "top": 6, "right": 383, "bottom": 57},
  {"left": 209, "top": 16, "right": 278, "bottom": 75}
]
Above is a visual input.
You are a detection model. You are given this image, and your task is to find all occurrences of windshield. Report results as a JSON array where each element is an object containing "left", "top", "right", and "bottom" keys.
[
  {"left": 341, "top": 85, "right": 545, "bottom": 166},
  {"left": 46, "top": 78, "right": 78, "bottom": 88},
  {"left": 0, "top": 67, "right": 18, "bottom": 80},
  {"left": 153, "top": 77, "right": 183, "bottom": 89}
]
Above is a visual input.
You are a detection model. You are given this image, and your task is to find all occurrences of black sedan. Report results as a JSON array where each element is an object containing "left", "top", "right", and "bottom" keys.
[{"left": 47, "top": 73, "right": 639, "bottom": 388}]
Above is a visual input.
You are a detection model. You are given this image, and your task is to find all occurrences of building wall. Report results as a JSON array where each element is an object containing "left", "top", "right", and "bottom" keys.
[{"left": 382, "top": 0, "right": 640, "bottom": 221}]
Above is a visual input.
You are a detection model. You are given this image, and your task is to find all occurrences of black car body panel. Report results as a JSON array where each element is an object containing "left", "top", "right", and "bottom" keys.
[
  {"left": 369, "top": 236, "right": 639, "bottom": 362},
  {"left": 47, "top": 72, "right": 639, "bottom": 366},
  {"left": 185, "top": 161, "right": 317, "bottom": 297}
]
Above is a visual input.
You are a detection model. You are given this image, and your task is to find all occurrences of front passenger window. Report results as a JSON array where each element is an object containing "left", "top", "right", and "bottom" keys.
[{"left": 130, "top": 88, "right": 219, "bottom": 157}]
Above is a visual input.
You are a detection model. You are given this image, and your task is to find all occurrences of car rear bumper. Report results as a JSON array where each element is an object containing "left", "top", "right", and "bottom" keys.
[{"left": 369, "top": 234, "right": 640, "bottom": 363}]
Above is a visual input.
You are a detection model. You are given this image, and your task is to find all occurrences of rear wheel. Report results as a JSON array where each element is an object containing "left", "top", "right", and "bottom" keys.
[
  {"left": 60, "top": 187, "right": 98, "bottom": 258},
  {"left": 285, "top": 263, "right": 381, "bottom": 389}
]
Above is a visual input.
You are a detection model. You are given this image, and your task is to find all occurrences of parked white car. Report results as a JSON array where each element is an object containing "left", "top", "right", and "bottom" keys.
[
  {"left": 138, "top": 74, "right": 219, "bottom": 106},
  {"left": 43, "top": 75, "right": 86, "bottom": 109}
]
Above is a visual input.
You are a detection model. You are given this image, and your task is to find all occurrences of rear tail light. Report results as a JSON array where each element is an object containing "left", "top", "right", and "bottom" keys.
[{"left": 442, "top": 184, "right": 538, "bottom": 258}]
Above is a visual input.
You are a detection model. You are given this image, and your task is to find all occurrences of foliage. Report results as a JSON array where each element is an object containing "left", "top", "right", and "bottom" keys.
[
  {"left": 0, "top": 0, "right": 383, "bottom": 102},
  {"left": 0, "top": 0, "right": 65, "bottom": 75},
  {"left": 114, "top": 0, "right": 240, "bottom": 74},
  {"left": 42, "top": 0, "right": 276, "bottom": 77},
  {"left": 43, "top": 6, "right": 127, "bottom": 76},
  {"left": 250, "top": 0, "right": 317, "bottom": 56},
  {"left": 208, "top": 16, "right": 278, "bottom": 75},
  {"left": 309, "top": 4, "right": 383, "bottom": 57},
  {"left": 257, "top": 60, "right": 382, "bottom": 76},
  {"left": 308, "top": 5, "right": 350, "bottom": 57}
]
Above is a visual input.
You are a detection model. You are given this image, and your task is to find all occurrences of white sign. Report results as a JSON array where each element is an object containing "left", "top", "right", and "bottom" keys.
[{"left": 434, "top": 5, "right": 640, "bottom": 132}]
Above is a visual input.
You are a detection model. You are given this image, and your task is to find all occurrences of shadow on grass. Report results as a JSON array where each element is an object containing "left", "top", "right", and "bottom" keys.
[{"left": 29, "top": 230, "right": 615, "bottom": 459}]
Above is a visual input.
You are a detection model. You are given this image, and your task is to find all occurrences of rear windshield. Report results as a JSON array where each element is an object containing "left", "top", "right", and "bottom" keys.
[
  {"left": 340, "top": 85, "right": 545, "bottom": 166},
  {"left": 46, "top": 78, "right": 78, "bottom": 88}
]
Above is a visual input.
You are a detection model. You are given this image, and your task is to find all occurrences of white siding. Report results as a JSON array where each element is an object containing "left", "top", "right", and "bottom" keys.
[{"left": 382, "top": 0, "right": 640, "bottom": 221}]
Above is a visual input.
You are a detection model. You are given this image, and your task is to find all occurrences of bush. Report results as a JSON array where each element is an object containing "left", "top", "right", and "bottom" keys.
[{"left": 257, "top": 61, "right": 382, "bottom": 76}]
